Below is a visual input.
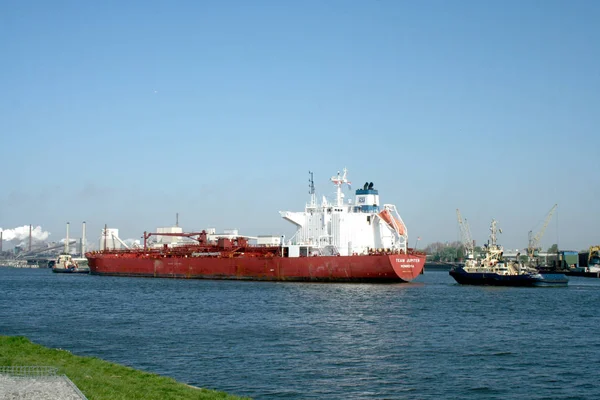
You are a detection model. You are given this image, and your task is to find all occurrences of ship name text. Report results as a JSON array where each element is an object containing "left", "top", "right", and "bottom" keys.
[{"left": 395, "top": 258, "right": 421, "bottom": 263}]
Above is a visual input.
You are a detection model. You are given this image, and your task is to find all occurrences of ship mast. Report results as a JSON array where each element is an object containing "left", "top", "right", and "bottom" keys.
[
  {"left": 330, "top": 168, "right": 351, "bottom": 206},
  {"left": 308, "top": 171, "right": 316, "bottom": 208},
  {"left": 489, "top": 219, "right": 504, "bottom": 255},
  {"left": 489, "top": 219, "right": 498, "bottom": 247},
  {"left": 482, "top": 219, "right": 505, "bottom": 266}
]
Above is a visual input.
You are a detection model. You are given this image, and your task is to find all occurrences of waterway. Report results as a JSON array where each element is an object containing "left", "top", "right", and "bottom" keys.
[{"left": 1, "top": 267, "right": 599, "bottom": 399}]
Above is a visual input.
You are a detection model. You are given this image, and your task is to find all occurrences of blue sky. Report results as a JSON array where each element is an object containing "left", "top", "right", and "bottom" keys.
[{"left": 1, "top": 0, "right": 598, "bottom": 251}]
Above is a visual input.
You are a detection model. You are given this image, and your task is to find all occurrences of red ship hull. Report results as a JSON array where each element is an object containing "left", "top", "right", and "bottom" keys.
[{"left": 87, "top": 253, "right": 426, "bottom": 283}]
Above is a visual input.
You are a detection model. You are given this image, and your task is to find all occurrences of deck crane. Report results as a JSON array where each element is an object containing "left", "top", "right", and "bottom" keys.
[
  {"left": 527, "top": 203, "right": 558, "bottom": 262},
  {"left": 456, "top": 209, "right": 474, "bottom": 260}
]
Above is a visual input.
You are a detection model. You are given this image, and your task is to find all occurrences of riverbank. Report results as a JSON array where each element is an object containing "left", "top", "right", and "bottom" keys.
[{"left": 0, "top": 336, "right": 249, "bottom": 400}]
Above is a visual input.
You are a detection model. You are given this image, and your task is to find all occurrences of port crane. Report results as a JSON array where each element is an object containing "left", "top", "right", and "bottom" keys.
[
  {"left": 15, "top": 240, "right": 78, "bottom": 259},
  {"left": 527, "top": 204, "right": 558, "bottom": 262},
  {"left": 456, "top": 209, "right": 474, "bottom": 259}
]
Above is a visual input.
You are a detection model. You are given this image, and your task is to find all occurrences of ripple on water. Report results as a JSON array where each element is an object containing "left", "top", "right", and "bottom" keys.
[{"left": 1, "top": 269, "right": 600, "bottom": 399}]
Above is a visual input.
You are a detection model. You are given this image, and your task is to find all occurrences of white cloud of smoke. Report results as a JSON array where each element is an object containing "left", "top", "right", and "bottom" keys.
[{"left": 0, "top": 225, "right": 50, "bottom": 242}]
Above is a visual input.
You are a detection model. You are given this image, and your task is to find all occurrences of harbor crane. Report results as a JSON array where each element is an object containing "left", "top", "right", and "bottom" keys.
[
  {"left": 456, "top": 209, "right": 474, "bottom": 259},
  {"left": 527, "top": 203, "right": 558, "bottom": 262}
]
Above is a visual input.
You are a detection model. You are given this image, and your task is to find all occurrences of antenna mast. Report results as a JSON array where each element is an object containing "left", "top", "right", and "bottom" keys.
[
  {"left": 489, "top": 219, "right": 499, "bottom": 247},
  {"left": 308, "top": 171, "right": 316, "bottom": 207},
  {"left": 330, "top": 167, "right": 351, "bottom": 206}
]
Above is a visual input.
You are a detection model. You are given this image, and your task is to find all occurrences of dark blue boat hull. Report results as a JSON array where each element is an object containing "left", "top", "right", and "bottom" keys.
[
  {"left": 449, "top": 267, "right": 568, "bottom": 287},
  {"left": 565, "top": 270, "right": 600, "bottom": 278},
  {"left": 52, "top": 267, "right": 89, "bottom": 274}
]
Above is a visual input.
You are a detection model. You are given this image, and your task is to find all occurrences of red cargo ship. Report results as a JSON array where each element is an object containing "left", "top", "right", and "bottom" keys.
[{"left": 86, "top": 169, "right": 426, "bottom": 283}]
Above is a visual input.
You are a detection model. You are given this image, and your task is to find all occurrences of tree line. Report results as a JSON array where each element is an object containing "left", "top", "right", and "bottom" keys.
[{"left": 423, "top": 242, "right": 564, "bottom": 262}]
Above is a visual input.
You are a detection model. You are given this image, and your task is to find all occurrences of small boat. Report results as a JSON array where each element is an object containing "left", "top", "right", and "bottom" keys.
[
  {"left": 588, "top": 246, "right": 600, "bottom": 272},
  {"left": 51, "top": 254, "right": 90, "bottom": 274},
  {"left": 449, "top": 219, "right": 568, "bottom": 287},
  {"left": 51, "top": 222, "right": 90, "bottom": 274},
  {"left": 565, "top": 246, "right": 600, "bottom": 278}
]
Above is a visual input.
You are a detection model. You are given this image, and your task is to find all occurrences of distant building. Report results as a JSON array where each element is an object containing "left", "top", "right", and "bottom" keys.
[
  {"left": 156, "top": 226, "right": 184, "bottom": 245},
  {"left": 99, "top": 228, "right": 123, "bottom": 250}
]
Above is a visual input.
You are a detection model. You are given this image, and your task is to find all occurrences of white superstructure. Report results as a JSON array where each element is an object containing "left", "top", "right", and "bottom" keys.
[{"left": 280, "top": 168, "right": 409, "bottom": 256}]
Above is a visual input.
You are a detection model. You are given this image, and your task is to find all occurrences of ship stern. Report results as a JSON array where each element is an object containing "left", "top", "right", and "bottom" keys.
[{"left": 389, "top": 254, "right": 426, "bottom": 282}]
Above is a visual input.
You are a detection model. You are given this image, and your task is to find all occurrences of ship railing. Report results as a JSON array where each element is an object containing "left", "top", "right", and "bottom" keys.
[
  {"left": 89, "top": 244, "right": 284, "bottom": 258},
  {"left": 88, "top": 243, "right": 424, "bottom": 257}
]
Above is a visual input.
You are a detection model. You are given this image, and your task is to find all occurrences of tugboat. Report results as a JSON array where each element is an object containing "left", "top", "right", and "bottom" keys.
[
  {"left": 51, "top": 221, "right": 90, "bottom": 274},
  {"left": 565, "top": 246, "right": 600, "bottom": 278},
  {"left": 51, "top": 253, "right": 90, "bottom": 274},
  {"left": 449, "top": 219, "right": 568, "bottom": 287},
  {"left": 588, "top": 246, "right": 600, "bottom": 273}
]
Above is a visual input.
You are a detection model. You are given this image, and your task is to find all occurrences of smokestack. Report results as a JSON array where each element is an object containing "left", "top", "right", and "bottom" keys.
[
  {"left": 29, "top": 225, "right": 32, "bottom": 252},
  {"left": 65, "top": 222, "right": 70, "bottom": 254},
  {"left": 176, "top": 213, "right": 179, "bottom": 227},
  {"left": 82, "top": 221, "right": 86, "bottom": 255},
  {"left": 104, "top": 224, "right": 108, "bottom": 251}
]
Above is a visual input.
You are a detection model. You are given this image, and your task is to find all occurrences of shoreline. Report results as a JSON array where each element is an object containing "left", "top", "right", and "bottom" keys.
[{"left": 0, "top": 336, "right": 249, "bottom": 400}]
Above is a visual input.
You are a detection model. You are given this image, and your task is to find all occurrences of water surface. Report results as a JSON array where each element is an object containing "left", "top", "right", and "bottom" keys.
[{"left": 1, "top": 268, "right": 599, "bottom": 399}]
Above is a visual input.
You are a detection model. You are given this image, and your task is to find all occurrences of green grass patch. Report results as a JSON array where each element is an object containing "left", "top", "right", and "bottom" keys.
[{"left": 0, "top": 336, "right": 250, "bottom": 400}]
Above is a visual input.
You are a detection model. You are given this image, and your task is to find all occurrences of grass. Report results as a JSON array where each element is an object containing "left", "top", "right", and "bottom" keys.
[{"left": 0, "top": 336, "right": 250, "bottom": 400}]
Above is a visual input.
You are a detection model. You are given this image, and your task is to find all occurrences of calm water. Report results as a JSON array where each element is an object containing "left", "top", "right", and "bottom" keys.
[{"left": 1, "top": 267, "right": 600, "bottom": 399}]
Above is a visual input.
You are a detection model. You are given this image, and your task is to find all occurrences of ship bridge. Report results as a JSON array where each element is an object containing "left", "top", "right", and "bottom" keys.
[{"left": 280, "top": 169, "right": 409, "bottom": 255}]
